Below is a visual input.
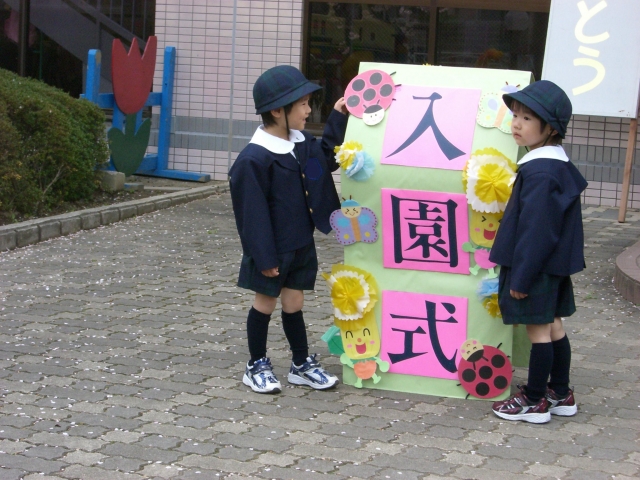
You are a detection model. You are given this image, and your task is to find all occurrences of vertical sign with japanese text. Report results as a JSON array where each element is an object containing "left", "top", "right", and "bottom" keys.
[
  {"left": 543, "top": 0, "right": 640, "bottom": 117},
  {"left": 340, "top": 62, "right": 533, "bottom": 398}
]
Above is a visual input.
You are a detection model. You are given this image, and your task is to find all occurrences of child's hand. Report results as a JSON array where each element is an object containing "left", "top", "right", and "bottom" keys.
[
  {"left": 261, "top": 267, "right": 279, "bottom": 278},
  {"left": 510, "top": 289, "right": 528, "bottom": 299},
  {"left": 334, "top": 97, "right": 348, "bottom": 115}
]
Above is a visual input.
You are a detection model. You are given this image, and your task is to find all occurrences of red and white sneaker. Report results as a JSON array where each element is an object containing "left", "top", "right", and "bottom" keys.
[
  {"left": 492, "top": 386, "right": 551, "bottom": 424},
  {"left": 546, "top": 388, "right": 578, "bottom": 416}
]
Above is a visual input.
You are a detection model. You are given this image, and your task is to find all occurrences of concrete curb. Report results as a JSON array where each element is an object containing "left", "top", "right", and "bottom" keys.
[
  {"left": 0, "top": 183, "right": 229, "bottom": 252},
  {"left": 614, "top": 239, "right": 640, "bottom": 305}
]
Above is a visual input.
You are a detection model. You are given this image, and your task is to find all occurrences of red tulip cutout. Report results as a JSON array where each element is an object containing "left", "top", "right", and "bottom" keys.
[{"left": 111, "top": 36, "right": 157, "bottom": 114}]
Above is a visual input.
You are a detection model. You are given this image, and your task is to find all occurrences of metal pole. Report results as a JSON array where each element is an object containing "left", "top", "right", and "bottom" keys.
[
  {"left": 618, "top": 115, "right": 639, "bottom": 223},
  {"left": 227, "top": 0, "right": 238, "bottom": 172},
  {"left": 18, "top": 0, "right": 31, "bottom": 77},
  {"left": 428, "top": 0, "right": 437, "bottom": 65}
]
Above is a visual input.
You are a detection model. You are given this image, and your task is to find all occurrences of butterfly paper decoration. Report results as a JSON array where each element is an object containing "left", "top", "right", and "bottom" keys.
[{"left": 330, "top": 198, "right": 378, "bottom": 246}]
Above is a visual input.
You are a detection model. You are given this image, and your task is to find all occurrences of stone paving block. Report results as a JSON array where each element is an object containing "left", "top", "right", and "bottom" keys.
[
  {"left": 255, "top": 466, "right": 342, "bottom": 480},
  {"left": 135, "top": 202, "right": 156, "bottom": 215},
  {"left": 57, "top": 465, "right": 145, "bottom": 480},
  {"left": 100, "top": 208, "right": 120, "bottom": 225},
  {"left": 153, "top": 198, "right": 172, "bottom": 210},
  {"left": 37, "top": 221, "right": 62, "bottom": 242},
  {"left": 118, "top": 204, "right": 137, "bottom": 220},
  {"left": 169, "top": 195, "right": 191, "bottom": 206},
  {"left": 99, "top": 455, "right": 146, "bottom": 473},
  {"left": 15, "top": 224, "right": 39, "bottom": 247},
  {"left": 0, "top": 469, "right": 27, "bottom": 480},
  {"left": 80, "top": 211, "right": 101, "bottom": 230},
  {"left": 0, "top": 229, "right": 16, "bottom": 251},
  {"left": 178, "top": 454, "right": 258, "bottom": 475},
  {"left": 0, "top": 454, "right": 66, "bottom": 474}
]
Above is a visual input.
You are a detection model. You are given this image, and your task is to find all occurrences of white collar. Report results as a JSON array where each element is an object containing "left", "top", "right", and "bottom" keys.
[
  {"left": 517, "top": 145, "right": 569, "bottom": 165},
  {"left": 249, "top": 126, "right": 305, "bottom": 154}
]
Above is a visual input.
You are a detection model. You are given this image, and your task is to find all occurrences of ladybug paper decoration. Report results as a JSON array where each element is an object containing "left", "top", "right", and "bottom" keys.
[
  {"left": 458, "top": 339, "right": 512, "bottom": 399},
  {"left": 345, "top": 70, "right": 396, "bottom": 126},
  {"left": 330, "top": 198, "right": 379, "bottom": 246}
]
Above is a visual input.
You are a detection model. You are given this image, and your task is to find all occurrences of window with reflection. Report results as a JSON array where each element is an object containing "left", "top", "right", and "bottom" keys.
[{"left": 304, "top": 2, "right": 549, "bottom": 123}]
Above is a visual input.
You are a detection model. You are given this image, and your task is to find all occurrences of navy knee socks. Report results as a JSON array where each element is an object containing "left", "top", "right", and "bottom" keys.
[
  {"left": 281, "top": 310, "right": 309, "bottom": 365},
  {"left": 246, "top": 307, "right": 271, "bottom": 364},
  {"left": 548, "top": 335, "right": 571, "bottom": 396},
  {"left": 526, "top": 342, "right": 554, "bottom": 402}
]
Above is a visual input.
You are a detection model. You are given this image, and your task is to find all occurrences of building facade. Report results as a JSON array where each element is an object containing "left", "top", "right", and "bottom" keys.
[
  {"left": 151, "top": 0, "right": 640, "bottom": 208},
  {"left": 2, "top": 0, "right": 636, "bottom": 206}
]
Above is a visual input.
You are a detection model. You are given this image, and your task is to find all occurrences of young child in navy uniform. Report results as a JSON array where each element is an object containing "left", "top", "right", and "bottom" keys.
[
  {"left": 489, "top": 80, "right": 587, "bottom": 423},
  {"left": 229, "top": 65, "right": 348, "bottom": 394}
]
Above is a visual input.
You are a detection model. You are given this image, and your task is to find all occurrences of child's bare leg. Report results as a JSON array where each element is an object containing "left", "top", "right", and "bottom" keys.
[
  {"left": 253, "top": 292, "right": 277, "bottom": 315},
  {"left": 281, "top": 288, "right": 304, "bottom": 313},
  {"left": 280, "top": 288, "right": 308, "bottom": 364},
  {"left": 550, "top": 317, "right": 565, "bottom": 341}
]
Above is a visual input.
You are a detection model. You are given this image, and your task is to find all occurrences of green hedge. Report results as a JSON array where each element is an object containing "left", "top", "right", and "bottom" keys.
[{"left": 0, "top": 68, "right": 109, "bottom": 217}]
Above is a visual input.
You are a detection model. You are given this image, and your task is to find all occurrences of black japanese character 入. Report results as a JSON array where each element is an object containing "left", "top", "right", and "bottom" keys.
[{"left": 387, "top": 93, "right": 465, "bottom": 161}]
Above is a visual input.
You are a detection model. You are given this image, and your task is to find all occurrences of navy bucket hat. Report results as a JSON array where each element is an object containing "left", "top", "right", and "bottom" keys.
[
  {"left": 502, "top": 80, "right": 572, "bottom": 138},
  {"left": 253, "top": 65, "right": 322, "bottom": 114}
]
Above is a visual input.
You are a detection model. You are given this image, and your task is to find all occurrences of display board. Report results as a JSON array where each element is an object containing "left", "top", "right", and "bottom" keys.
[
  {"left": 324, "top": 63, "right": 534, "bottom": 400},
  {"left": 542, "top": 0, "right": 640, "bottom": 118}
]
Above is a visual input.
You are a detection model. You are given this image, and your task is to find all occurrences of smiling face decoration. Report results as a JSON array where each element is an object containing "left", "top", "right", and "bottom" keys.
[
  {"left": 338, "top": 312, "right": 381, "bottom": 361},
  {"left": 469, "top": 210, "right": 503, "bottom": 248},
  {"left": 362, "top": 103, "right": 385, "bottom": 126}
]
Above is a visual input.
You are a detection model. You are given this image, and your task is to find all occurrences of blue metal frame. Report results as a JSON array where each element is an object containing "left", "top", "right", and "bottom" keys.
[{"left": 82, "top": 46, "right": 210, "bottom": 182}]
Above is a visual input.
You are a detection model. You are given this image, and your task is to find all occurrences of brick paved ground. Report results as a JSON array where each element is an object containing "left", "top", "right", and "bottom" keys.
[{"left": 1, "top": 193, "right": 639, "bottom": 480}]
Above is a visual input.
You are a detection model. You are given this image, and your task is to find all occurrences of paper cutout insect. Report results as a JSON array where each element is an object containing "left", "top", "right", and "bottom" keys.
[
  {"left": 457, "top": 339, "right": 512, "bottom": 399},
  {"left": 330, "top": 198, "right": 379, "bottom": 245},
  {"left": 345, "top": 70, "right": 397, "bottom": 125},
  {"left": 476, "top": 83, "right": 520, "bottom": 134}
]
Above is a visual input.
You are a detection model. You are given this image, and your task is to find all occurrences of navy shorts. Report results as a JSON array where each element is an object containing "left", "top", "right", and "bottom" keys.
[
  {"left": 498, "top": 267, "right": 576, "bottom": 325},
  {"left": 238, "top": 242, "right": 318, "bottom": 297}
]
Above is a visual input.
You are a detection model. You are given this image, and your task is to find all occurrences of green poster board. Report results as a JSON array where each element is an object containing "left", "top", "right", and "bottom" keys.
[{"left": 333, "top": 63, "right": 534, "bottom": 400}]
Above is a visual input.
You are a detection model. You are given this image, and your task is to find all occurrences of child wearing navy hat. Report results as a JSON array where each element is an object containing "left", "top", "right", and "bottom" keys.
[
  {"left": 229, "top": 65, "right": 348, "bottom": 394},
  {"left": 489, "top": 80, "right": 587, "bottom": 423}
]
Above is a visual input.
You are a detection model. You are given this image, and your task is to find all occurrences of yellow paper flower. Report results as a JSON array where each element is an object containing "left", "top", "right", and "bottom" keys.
[
  {"left": 322, "top": 264, "right": 378, "bottom": 321},
  {"left": 465, "top": 148, "right": 516, "bottom": 213},
  {"left": 334, "top": 140, "right": 363, "bottom": 170},
  {"left": 482, "top": 294, "right": 501, "bottom": 318}
]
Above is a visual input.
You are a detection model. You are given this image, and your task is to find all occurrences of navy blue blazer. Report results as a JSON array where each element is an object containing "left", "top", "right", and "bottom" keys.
[
  {"left": 489, "top": 157, "right": 588, "bottom": 293},
  {"left": 229, "top": 110, "right": 347, "bottom": 271}
]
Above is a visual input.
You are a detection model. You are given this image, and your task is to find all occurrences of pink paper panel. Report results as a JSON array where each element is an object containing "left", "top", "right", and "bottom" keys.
[
  {"left": 381, "top": 188, "right": 470, "bottom": 274},
  {"left": 381, "top": 85, "right": 481, "bottom": 170},
  {"left": 381, "top": 290, "right": 468, "bottom": 379}
]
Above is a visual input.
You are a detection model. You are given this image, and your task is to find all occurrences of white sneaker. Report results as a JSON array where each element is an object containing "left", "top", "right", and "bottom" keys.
[
  {"left": 243, "top": 357, "right": 281, "bottom": 394},
  {"left": 287, "top": 354, "right": 338, "bottom": 390}
]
